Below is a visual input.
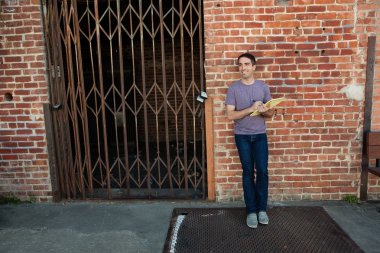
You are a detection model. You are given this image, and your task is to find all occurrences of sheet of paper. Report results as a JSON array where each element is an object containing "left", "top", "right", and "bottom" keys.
[{"left": 250, "top": 98, "right": 288, "bottom": 116}]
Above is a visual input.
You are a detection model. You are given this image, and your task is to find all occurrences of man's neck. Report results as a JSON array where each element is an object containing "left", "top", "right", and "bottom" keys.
[{"left": 241, "top": 77, "right": 255, "bottom": 85}]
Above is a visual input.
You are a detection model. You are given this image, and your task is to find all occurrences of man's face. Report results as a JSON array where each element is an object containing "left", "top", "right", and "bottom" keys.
[{"left": 238, "top": 57, "right": 256, "bottom": 79}]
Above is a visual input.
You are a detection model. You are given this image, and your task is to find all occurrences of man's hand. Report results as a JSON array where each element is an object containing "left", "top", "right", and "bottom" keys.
[
  {"left": 256, "top": 102, "right": 274, "bottom": 117},
  {"left": 227, "top": 102, "right": 259, "bottom": 120},
  {"left": 255, "top": 101, "right": 267, "bottom": 113},
  {"left": 226, "top": 101, "right": 274, "bottom": 120},
  {"left": 260, "top": 107, "right": 274, "bottom": 117}
]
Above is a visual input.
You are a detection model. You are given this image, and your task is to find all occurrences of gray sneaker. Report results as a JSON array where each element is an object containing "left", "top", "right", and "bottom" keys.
[
  {"left": 246, "top": 213, "right": 258, "bottom": 228},
  {"left": 258, "top": 211, "right": 269, "bottom": 225}
]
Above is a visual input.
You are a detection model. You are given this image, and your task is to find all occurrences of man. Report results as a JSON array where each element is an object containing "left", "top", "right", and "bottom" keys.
[{"left": 225, "top": 53, "right": 274, "bottom": 228}]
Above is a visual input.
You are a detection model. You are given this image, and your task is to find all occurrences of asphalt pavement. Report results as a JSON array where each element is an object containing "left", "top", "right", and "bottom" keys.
[{"left": 0, "top": 200, "right": 379, "bottom": 253}]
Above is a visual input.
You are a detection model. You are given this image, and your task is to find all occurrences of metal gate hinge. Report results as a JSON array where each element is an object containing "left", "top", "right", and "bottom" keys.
[
  {"left": 51, "top": 66, "right": 61, "bottom": 78},
  {"left": 52, "top": 103, "right": 62, "bottom": 110}
]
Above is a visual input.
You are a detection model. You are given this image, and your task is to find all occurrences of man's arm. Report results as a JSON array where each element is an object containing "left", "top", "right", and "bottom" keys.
[
  {"left": 260, "top": 108, "right": 275, "bottom": 118},
  {"left": 258, "top": 103, "right": 275, "bottom": 118},
  {"left": 226, "top": 101, "right": 263, "bottom": 120}
]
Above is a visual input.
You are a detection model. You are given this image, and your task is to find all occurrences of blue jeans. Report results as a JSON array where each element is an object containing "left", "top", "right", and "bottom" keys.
[{"left": 235, "top": 133, "right": 268, "bottom": 214}]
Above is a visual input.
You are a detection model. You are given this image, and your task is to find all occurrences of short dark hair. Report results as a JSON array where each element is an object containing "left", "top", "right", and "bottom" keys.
[{"left": 237, "top": 53, "right": 256, "bottom": 65}]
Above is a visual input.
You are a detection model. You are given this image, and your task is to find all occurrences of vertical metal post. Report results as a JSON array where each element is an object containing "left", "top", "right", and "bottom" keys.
[
  {"left": 360, "top": 36, "right": 376, "bottom": 201},
  {"left": 94, "top": 0, "right": 112, "bottom": 198},
  {"left": 72, "top": 0, "right": 93, "bottom": 197}
]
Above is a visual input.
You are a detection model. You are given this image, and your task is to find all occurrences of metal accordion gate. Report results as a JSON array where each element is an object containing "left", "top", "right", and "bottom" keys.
[{"left": 42, "top": 0, "right": 207, "bottom": 200}]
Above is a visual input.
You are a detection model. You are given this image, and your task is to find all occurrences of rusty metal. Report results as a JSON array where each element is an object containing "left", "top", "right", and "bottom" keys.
[
  {"left": 164, "top": 207, "right": 364, "bottom": 253},
  {"left": 42, "top": 0, "right": 76, "bottom": 199},
  {"left": 43, "top": 0, "right": 206, "bottom": 199}
]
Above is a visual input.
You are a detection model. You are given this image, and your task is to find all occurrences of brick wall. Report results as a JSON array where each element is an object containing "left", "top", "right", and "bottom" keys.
[
  {"left": 0, "top": 0, "right": 51, "bottom": 201},
  {"left": 0, "top": 0, "right": 379, "bottom": 202},
  {"left": 204, "top": 0, "right": 380, "bottom": 201}
]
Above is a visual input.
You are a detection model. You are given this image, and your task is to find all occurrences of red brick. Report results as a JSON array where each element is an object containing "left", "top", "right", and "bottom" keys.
[
  {"left": 268, "top": 36, "right": 286, "bottom": 42},
  {"left": 308, "top": 36, "right": 327, "bottom": 42},
  {"left": 296, "top": 44, "right": 316, "bottom": 50},
  {"left": 4, "top": 56, "right": 22, "bottom": 62},
  {"left": 275, "top": 14, "right": 295, "bottom": 20},
  {"left": 301, "top": 52, "right": 320, "bottom": 58},
  {"left": 285, "top": 6, "right": 306, "bottom": 13},
  {"left": 307, "top": 6, "right": 326, "bottom": 12},
  {"left": 255, "top": 15, "right": 274, "bottom": 21}
]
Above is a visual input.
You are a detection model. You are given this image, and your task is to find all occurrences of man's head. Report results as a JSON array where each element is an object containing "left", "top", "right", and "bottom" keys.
[
  {"left": 237, "top": 53, "right": 256, "bottom": 81},
  {"left": 237, "top": 53, "right": 256, "bottom": 65}
]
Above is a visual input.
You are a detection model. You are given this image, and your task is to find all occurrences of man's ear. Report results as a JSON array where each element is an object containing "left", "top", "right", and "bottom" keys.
[{"left": 252, "top": 64, "right": 257, "bottom": 70}]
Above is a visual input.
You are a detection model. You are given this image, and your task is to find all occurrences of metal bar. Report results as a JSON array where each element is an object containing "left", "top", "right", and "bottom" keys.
[
  {"left": 75, "top": 0, "right": 94, "bottom": 195},
  {"left": 189, "top": 0, "right": 197, "bottom": 190},
  {"left": 159, "top": 0, "right": 174, "bottom": 193},
  {"left": 52, "top": 4, "right": 67, "bottom": 199},
  {"left": 107, "top": 0, "right": 122, "bottom": 188},
  {"left": 83, "top": 0, "right": 101, "bottom": 192},
  {"left": 47, "top": 0, "right": 65, "bottom": 197},
  {"left": 54, "top": 0, "right": 73, "bottom": 199},
  {"left": 198, "top": 0, "right": 206, "bottom": 197},
  {"left": 179, "top": 0, "right": 189, "bottom": 194},
  {"left": 41, "top": 1, "right": 62, "bottom": 201},
  {"left": 198, "top": 0, "right": 204, "bottom": 93},
  {"left": 171, "top": 0, "right": 180, "bottom": 189},
  {"left": 117, "top": 0, "right": 131, "bottom": 195},
  {"left": 130, "top": 0, "right": 139, "bottom": 193},
  {"left": 149, "top": 0, "right": 161, "bottom": 188},
  {"left": 139, "top": 0, "right": 152, "bottom": 196},
  {"left": 360, "top": 35, "right": 376, "bottom": 201},
  {"left": 63, "top": 0, "right": 83, "bottom": 198},
  {"left": 72, "top": 0, "right": 91, "bottom": 198},
  {"left": 63, "top": 0, "right": 77, "bottom": 198},
  {"left": 95, "top": 0, "right": 112, "bottom": 198},
  {"left": 129, "top": 0, "right": 142, "bottom": 190}
]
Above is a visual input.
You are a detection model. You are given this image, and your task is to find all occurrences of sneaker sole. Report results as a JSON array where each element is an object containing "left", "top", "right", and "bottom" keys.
[
  {"left": 259, "top": 221, "right": 269, "bottom": 225},
  {"left": 247, "top": 224, "right": 258, "bottom": 228}
]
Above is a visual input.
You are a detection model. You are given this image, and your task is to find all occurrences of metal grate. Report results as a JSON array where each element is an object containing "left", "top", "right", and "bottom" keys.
[
  {"left": 42, "top": 0, "right": 206, "bottom": 200},
  {"left": 163, "top": 207, "right": 364, "bottom": 253}
]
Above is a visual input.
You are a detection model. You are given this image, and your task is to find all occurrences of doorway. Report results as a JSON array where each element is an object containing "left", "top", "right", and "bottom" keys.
[{"left": 42, "top": 0, "right": 206, "bottom": 199}]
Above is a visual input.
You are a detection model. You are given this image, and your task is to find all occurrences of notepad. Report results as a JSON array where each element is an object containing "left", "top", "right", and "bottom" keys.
[{"left": 250, "top": 98, "right": 288, "bottom": 116}]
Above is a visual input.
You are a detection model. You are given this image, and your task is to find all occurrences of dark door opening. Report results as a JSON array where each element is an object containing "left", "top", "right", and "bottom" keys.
[{"left": 43, "top": 0, "right": 206, "bottom": 199}]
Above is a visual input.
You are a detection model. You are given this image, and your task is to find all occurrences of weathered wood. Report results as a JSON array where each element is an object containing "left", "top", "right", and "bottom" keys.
[
  {"left": 206, "top": 98, "right": 215, "bottom": 201},
  {"left": 366, "top": 132, "right": 380, "bottom": 177},
  {"left": 360, "top": 36, "right": 377, "bottom": 201},
  {"left": 367, "top": 132, "right": 380, "bottom": 146},
  {"left": 43, "top": 103, "right": 61, "bottom": 201}
]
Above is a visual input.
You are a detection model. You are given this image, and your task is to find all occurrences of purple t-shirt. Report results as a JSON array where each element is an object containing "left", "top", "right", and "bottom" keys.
[{"left": 225, "top": 79, "right": 272, "bottom": 135}]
